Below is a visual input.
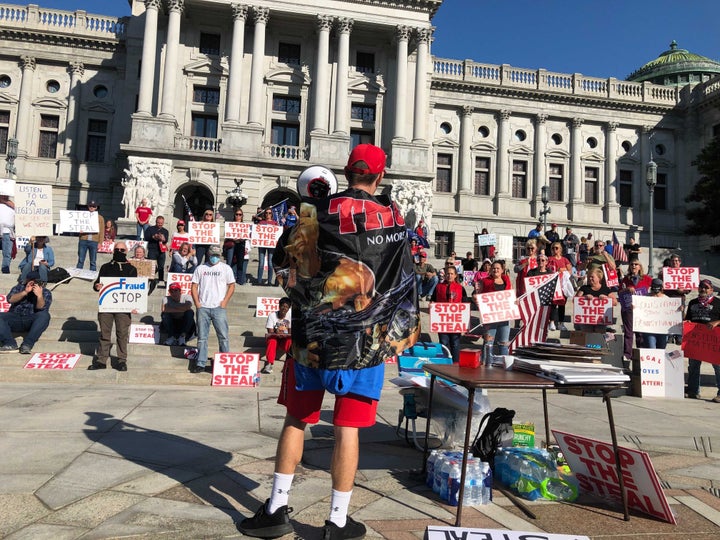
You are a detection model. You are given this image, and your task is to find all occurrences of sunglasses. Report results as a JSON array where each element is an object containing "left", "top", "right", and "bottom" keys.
[
  {"left": 235, "top": 213, "right": 243, "bottom": 216},
  {"left": 115, "top": 248, "right": 127, "bottom": 253}
]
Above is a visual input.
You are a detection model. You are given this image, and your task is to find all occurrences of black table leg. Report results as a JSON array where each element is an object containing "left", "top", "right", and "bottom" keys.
[
  {"left": 542, "top": 388, "right": 550, "bottom": 448},
  {"left": 421, "top": 374, "right": 437, "bottom": 475},
  {"left": 604, "top": 390, "right": 629, "bottom": 521},
  {"left": 454, "top": 386, "right": 475, "bottom": 527}
]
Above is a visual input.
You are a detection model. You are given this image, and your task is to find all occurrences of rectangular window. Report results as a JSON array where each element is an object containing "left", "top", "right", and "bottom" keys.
[
  {"left": 584, "top": 166, "right": 599, "bottom": 204},
  {"left": 85, "top": 119, "right": 107, "bottom": 163},
  {"left": 350, "top": 130, "right": 374, "bottom": 148},
  {"left": 191, "top": 113, "right": 218, "bottom": 138},
  {"left": 655, "top": 172, "right": 667, "bottom": 210},
  {"left": 713, "top": 124, "right": 720, "bottom": 138},
  {"left": 0, "top": 110, "right": 9, "bottom": 154},
  {"left": 272, "top": 95, "right": 301, "bottom": 114},
  {"left": 436, "top": 153, "right": 453, "bottom": 192},
  {"left": 350, "top": 103, "right": 376, "bottom": 122},
  {"left": 511, "top": 160, "right": 527, "bottom": 198},
  {"left": 548, "top": 163, "right": 563, "bottom": 201},
  {"left": 193, "top": 86, "right": 221, "bottom": 105},
  {"left": 619, "top": 169, "right": 633, "bottom": 207},
  {"left": 474, "top": 156, "right": 490, "bottom": 196},
  {"left": 38, "top": 114, "right": 59, "bottom": 158},
  {"left": 199, "top": 33, "right": 221, "bottom": 55},
  {"left": 271, "top": 122, "right": 299, "bottom": 146},
  {"left": 356, "top": 51, "right": 375, "bottom": 74},
  {"left": 278, "top": 42, "right": 301, "bottom": 65},
  {"left": 434, "top": 231, "right": 454, "bottom": 259}
]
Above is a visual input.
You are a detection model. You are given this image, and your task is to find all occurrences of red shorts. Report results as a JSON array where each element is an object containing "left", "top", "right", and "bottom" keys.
[{"left": 278, "top": 357, "right": 378, "bottom": 428}]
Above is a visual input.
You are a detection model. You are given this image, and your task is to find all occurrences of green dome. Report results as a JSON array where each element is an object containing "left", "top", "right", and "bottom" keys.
[{"left": 626, "top": 41, "right": 720, "bottom": 86}]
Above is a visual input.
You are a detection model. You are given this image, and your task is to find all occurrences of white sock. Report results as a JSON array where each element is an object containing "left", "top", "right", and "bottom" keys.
[
  {"left": 328, "top": 489, "right": 353, "bottom": 527},
  {"left": 267, "top": 472, "right": 294, "bottom": 514}
]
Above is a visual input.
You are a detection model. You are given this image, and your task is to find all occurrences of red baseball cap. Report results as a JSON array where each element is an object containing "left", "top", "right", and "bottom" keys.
[
  {"left": 169, "top": 282, "right": 182, "bottom": 291},
  {"left": 177, "top": 220, "right": 185, "bottom": 225},
  {"left": 345, "top": 144, "right": 386, "bottom": 175}
]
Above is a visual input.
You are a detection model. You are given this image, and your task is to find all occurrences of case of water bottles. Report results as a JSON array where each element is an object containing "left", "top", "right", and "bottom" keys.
[
  {"left": 493, "top": 447, "right": 579, "bottom": 502},
  {"left": 425, "top": 449, "right": 492, "bottom": 507}
]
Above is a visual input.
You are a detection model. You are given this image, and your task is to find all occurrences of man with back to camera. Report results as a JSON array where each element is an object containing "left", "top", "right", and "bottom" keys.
[
  {"left": 239, "top": 144, "right": 420, "bottom": 540},
  {"left": 0, "top": 270, "right": 52, "bottom": 354}
]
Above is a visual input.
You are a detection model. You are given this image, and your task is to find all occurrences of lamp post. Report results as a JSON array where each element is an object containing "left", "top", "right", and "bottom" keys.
[
  {"left": 5, "top": 137, "right": 18, "bottom": 178},
  {"left": 646, "top": 156, "right": 657, "bottom": 276},
  {"left": 540, "top": 184, "right": 551, "bottom": 231}
]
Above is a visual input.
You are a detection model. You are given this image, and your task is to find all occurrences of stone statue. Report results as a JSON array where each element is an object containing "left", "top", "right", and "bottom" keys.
[
  {"left": 121, "top": 176, "right": 137, "bottom": 219},
  {"left": 392, "top": 180, "right": 433, "bottom": 232},
  {"left": 121, "top": 157, "right": 173, "bottom": 218}
]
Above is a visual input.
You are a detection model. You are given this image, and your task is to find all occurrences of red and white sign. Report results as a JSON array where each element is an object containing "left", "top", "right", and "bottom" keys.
[
  {"left": 256, "top": 296, "right": 280, "bottom": 318},
  {"left": 429, "top": 302, "right": 471, "bottom": 333},
  {"left": 553, "top": 430, "right": 675, "bottom": 524},
  {"left": 0, "top": 294, "right": 10, "bottom": 312},
  {"left": 225, "top": 222, "right": 253, "bottom": 240},
  {"left": 663, "top": 266, "right": 699, "bottom": 291},
  {"left": 635, "top": 348, "right": 684, "bottom": 399},
  {"left": 251, "top": 223, "right": 283, "bottom": 248},
  {"left": 129, "top": 324, "right": 160, "bottom": 344},
  {"left": 166, "top": 272, "right": 193, "bottom": 296},
  {"left": 24, "top": 352, "right": 81, "bottom": 370},
  {"left": 462, "top": 271, "right": 475, "bottom": 286},
  {"left": 476, "top": 290, "right": 521, "bottom": 324},
  {"left": 603, "top": 264, "right": 619, "bottom": 288},
  {"left": 170, "top": 234, "right": 190, "bottom": 250},
  {"left": 211, "top": 352, "right": 259, "bottom": 387},
  {"left": 427, "top": 528, "right": 588, "bottom": 540},
  {"left": 187, "top": 221, "right": 221, "bottom": 245},
  {"left": 573, "top": 296, "right": 613, "bottom": 326},
  {"left": 681, "top": 321, "right": 720, "bottom": 364},
  {"left": 524, "top": 272, "right": 563, "bottom": 302},
  {"left": 98, "top": 241, "right": 115, "bottom": 254},
  {"left": 631, "top": 296, "right": 683, "bottom": 334},
  {"left": 125, "top": 240, "right": 148, "bottom": 254}
]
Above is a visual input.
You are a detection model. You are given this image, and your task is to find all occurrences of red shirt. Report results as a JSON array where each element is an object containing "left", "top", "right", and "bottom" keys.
[
  {"left": 480, "top": 275, "right": 511, "bottom": 293},
  {"left": 434, "top": 280, "right": 464, "bottom": 302},
  {"left": 135, "top": 206, "right": 152, "bottom": 224}
]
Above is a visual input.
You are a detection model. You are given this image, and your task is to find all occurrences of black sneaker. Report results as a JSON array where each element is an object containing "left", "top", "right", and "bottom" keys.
[
  {"left": 322, "top": 517, "right": 366, "bottom": 540},
  {"left": 238, "top": 499, "right": 293, "bottom": 538}
]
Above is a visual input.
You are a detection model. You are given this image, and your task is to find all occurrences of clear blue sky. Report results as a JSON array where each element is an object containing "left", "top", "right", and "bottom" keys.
[{"left": 43, "top": 0, "right": 719, "bottom": 80}]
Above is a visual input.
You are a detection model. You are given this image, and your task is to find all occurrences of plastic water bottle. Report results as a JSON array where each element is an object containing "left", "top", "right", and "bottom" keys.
[
  {"left": 448, "top": 463, "right": 462, "bottom": 506},
  {"left": 516, "top": 459, "right": 542, "bottom": 501},
  {"left": 439, "top": 459, "right": 453, "bottom": 501},
  {"left": 426, "top": 450, "right": 438, "bottom": 488},
  {"left": 433, "top": 453, "right": 446, "bottom": 494},
  {"left": 462, "top": 458, "right": 479, "bottom": 506},
  {"left": 481, "top": 462, "right": 493, "bottom": 504},
  {"left": 542, "top": 475, "right": 579, "bottom": 502}
]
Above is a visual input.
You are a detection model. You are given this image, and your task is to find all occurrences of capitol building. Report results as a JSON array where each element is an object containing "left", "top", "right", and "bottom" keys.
[{"left": 0, "top": 0, "right": 719, "bottom": 268}]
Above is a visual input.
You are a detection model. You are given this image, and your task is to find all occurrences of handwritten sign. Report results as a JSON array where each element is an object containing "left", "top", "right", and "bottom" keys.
[
  {"left": 476, "top": 233, "right": 496, "bottom": 247},
  {"left": 0, "top": 294, "right": 10, "bottom": 312},
  {"left": 211, "top": 352, "right": 259, "bottom": 387},
  {"left": 476, "top": 290, "right": 521, "bottom": 324},
  {"left": 663, "top": 267, "right": 699, "bottom": 290},
  {"left": 129, "top": 259, "right": 157, "bottom": 278},
  {"left": 495, "top": 234, "right": 513, "bottom": 260},
  {"left": 15, "top": 236, "right": 29, "bottom": 250},
  {"left": 125, "top": 240, "right": 148, "bottom": 254},
  {"left": 129, "top": 324, "right": 160, "bottom": 344},
  {"left": 427, "top": 528, "right": 588, "bottom": 540},
  {"left": 524, "top": 272, "right": 563, "bottom": 302},
  {"left": 98, "top": 277, "right": 148, "bottom": 313},
  {"left": 225, "top": 222, "right": 253, "bottom": 240},
  {"left": 553, "top": 430, "right": 675, "bottom": 524},
  {"left": 603, "top": 264, "right": 619, "bottom": 288},
  {"left": 67, "top": 267, "right": 98, "bottom": 281},
  {"left": 15, "top": 184, "right": 52, "bottom": 236},
  {"left": 58, "top": 210, "right": 99, "bottom": 234},
  {"left": 681, "top": 321, "right": 720, "bottom": 364},
  {"left": 166, "top": 272, "right": 193, "bottom": 296},
  {"left": 187, "top": 221, "right": 221, "bottom": 245},
  {"left": 98, "top": 241, "right": 115, "bottom": 253},
  {"left": 170, "top": 234, "right": 189, "bottom": 250},
  {"left": 24, "top": 352, "right": 81, "bottom": 370},
  {"left": 631, "top": 296, "right": 682, "bottom": 334},
  {"left": 573, "top": 296, "right": 613, "bottom": 326},
  {"left": 251, "top": 223, "right": 283, "bottom": 249},
  {"left": 635, "top": 348, "right": 684, "bottom": 399},
  {"left": 256, "top": 296, "right": 280, "bottom": 318},
  {"left": 462, "top": 270, "right": 475, "bottom": 286},
  {"left": 429, "top": 302, "right": 471, "bottom": 333}
]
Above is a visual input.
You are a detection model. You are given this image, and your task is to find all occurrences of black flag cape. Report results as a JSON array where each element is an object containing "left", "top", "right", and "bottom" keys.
[{"left": 273, "top": 187, "right": 420, "bottom": 370}]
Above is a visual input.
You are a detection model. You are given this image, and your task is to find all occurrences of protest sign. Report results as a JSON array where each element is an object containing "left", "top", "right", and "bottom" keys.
[
  {"left": 58, "top": 210, "right": 99, "bottom": 234},
  {"left": 462, "top": 270, "right": 475, "bottom": 286},
  {"left": 476, "top": 289, "right": 521, "bottom": 324},
  {"left": 681, "top": 321, "right": 720, "bottom": 364},
  {"left": 212, "top": 352, "right": 259, "bottom": 387},
  {"left": 429, "top": 302, "right": 471, "bottom": 333},
  {"left": 166, "top": 272, "right": 193, "bottom": 296},
  {"left": 524, "top": 272, "right": 563, "bottom": 302},
  {"left": 495, "top": 234, "right": 513, "bottom": 260},
  {"left": 187, "top": 221, "right": 221, "bottom": 245},
  {"left": 67, "top": 267, "right": 98, "bottom": 281},
  {"left": 553, "top": 430, "right": 675, "bottom": 524},
  {"left": 225, "top": 221, "right": 253, "bottom": 240},
  {"left": 476, "top": 233, "right": 496, "bottom": 247},
  {"left": 129, "top": 259, "right": 157, "bottom": 278},
  {"left": 0, "top": 178, "right": 15, "bottom": 196},
  {"left": 15, "top": 184, "right": 52, "bottom": 236},
  {"left": 573, "top": 296, "right": 613, "bottom": 326},
  {"left": 634, "top": 348, "right": 684, "bottom": 399},
  {"left": 15, "top": 236, "right": 29, "bottom": 250},
  {"left": 603, "top": 264, "right": 619, "bottom": 288},
  {"left": 24, "top": 352, "right": 81, "bottom": 370},
  {"left": 170, "top": 234, "right": 189, "bottom": 250},
  {"left": 631, "top": 296, "right": 682, "bottom": 334},
  {"left": 426, "top": 527, "right": 588, "bottom": 540},
  {"left": 130, "top": 324, "right": 160, "bottom": 344},
  {"left": 125, "top": 240, "right": 148, "bottom": 254},
  {"left": 663, "top": 267, "right": 699, "bottom": 291},
  {"left": 98, "top": 241, "right": 115, "bottom": 254},
  {"left": 251, "top": 223, "right": 283, "bottom": 248},
  {"left": 0, "top": 294, "right": 10, "bottom": 312},
  {"left": 98, "top": 277, "right": 148, "bottom": 313},
  {"left": 256, "top": 296, "right": 280, "bottom": 318}
]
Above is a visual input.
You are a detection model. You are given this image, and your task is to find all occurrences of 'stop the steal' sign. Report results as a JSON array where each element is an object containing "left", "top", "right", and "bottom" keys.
[
  {"left": 573, "top": 296, "right": 613, "bottom": 326},
  {"left": 98, "top": 277, "right": 148, "bottom": 313},
  {"left": 251, "top": 224, "right": 283, "bottom": 248},
  {"left": 58, "top": 210, "right": 99, "bottom": 234},
  {"left": 476, "top": 290, "right": 521, "bottom": 324},
  {"left": 663, "top": 267, "right": 699, "bottom": 290},
  {"left": 429, "top": 302, "right": 471, "bottom": 333},
  {"left": 187, "top": 221, "right": 221, "bottom": 245},
  {"left": 426, "top": 527, "right": 589, "bottom": 540},
  {"left": 212, "top": 352, "right": 259, "bottom": 387}
]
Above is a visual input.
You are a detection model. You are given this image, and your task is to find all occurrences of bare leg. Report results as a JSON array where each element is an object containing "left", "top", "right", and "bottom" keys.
[
  {"left": 331, "top": 425, "right": 359, "bottom": 491},
  {"left": 275, "top": 414, "right": 307, "bottom": 474}
]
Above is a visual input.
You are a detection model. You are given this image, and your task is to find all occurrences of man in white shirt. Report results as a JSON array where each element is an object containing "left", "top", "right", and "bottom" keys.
[
  {"left": 0, "top": 195, "right": 15, "bottom": 274},
  {"left": 190, "top": 245, "right": 235, "bottom": 373}
]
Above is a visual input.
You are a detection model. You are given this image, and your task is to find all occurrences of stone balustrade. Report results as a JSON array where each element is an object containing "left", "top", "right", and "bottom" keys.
[
  {"left": 174, "top": 135, "right": 222, "bottom": 153},
  {"left": 263, "top": 144, "right": 308, "bottom": 161},
  {"left": 0, "top": 3, "right": 126, "bottom": 39}
]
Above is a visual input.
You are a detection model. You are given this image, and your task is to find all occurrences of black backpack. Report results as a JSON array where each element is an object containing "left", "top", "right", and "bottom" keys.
[
  {"left": 471, "top": 407, "right": 515, "bottom": 465},
  {"left": 46, "top": 267, "right": 71, "bottom": 283}
]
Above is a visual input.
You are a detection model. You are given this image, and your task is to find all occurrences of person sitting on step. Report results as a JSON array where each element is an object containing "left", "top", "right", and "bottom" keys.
[
  {"left": 261, "top": 297, "right": 291, "bottom": 374},
  {"left": 18, "top": 236, "right": 55, "bottom": 284},
  {"left": 0, "top": 270, "right": 52, "bottom": 354},
  {"left": 161, "top": 282, "right": 195, "bottom": 346}
]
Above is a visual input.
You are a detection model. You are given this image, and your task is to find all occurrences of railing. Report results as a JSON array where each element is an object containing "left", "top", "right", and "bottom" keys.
[
  {"left": 263, "top": 144, "right": 308, "bottom": 161},
  {"left": 433, "top": 58, "right": 681, "bottom": 106},
  {"left": 175, "top": 136, "right": 222, "bottom": 153},
  {"left": 0, "top": 3, "right": 126, "bottom": 39}
]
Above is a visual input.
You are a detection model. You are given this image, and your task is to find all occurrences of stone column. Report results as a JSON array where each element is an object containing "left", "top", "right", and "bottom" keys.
[
  {"left": 248, "top": 6, "right": 269, "bottom": 126},
  {"left": 159, "top": 0, "right": 184, "bottom": 118},
  {"left": 312, "top": 15, "right": 333, "bottom": 133},
  {"left": 412, "top": 28, "right": 431, "bottom": 143},
  {"left": 604, "top": 121, "right": 619, "bottom": 223},
  {"left": 225, "top": 4, "right": 248, "bottom": 123},
  {"left": 137, "top": 0, "right": 162, "bottom": 115},
  {"left": 533, "top": 113, "right": 547, "bottom": 214},
  {"left": 570, "top": 117, "right": 584, "bottom": 203},
  {"left": 65, "top": 61, "right": 84, "bottom": 158},
  {"left": 15, "top": 55, "right": 36, "bottom": 156},
  {"left": 496, "top": 110, "right": 510, "bottom": 197},
  {"left": 459, "top": 105, "right": 473, "bottom": 194},
  {"left": 333, "top": 18, "right": 353, "bottom": 135},
  {"left": 393, "top": 25, "right": 410, "bottom": 141}
]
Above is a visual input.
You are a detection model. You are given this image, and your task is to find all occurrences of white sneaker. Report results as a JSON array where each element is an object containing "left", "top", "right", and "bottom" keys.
[
  {"left": 261, "top": 362, "right": 273, "bottom": 374},
  {"left": 548, "top": 322, "right": 557, "bottom": 331},
  {"left": 176, "top": 336, "right": 186, "bottom": 346},
  {"left": 559, "top": 323, "right": 568, "bottom": 331},
  {"left": 164, "top": 337, "right": 176, "bottom": 346}
]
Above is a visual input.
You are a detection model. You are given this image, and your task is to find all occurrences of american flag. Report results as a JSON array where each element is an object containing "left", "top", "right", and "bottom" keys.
[
  {"left": 180, "top": 194, "right": 195, "bottom": 222},
  {"left": 612, "top": 231, "right": 627, "bottom": 263},
  {"left": 509, "top": 275, "right": 558, "bottom": 353}
]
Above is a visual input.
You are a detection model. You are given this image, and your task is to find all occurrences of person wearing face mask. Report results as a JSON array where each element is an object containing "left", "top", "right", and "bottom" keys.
[
  {"left": 88, "top": 241, "right": 137, "bottom": 371},
  {"left": 190, "top": 245, "right": 235, "bottom": 373},
  {"left": 684, "top": 279, "right": 720, "bottom": 401}
]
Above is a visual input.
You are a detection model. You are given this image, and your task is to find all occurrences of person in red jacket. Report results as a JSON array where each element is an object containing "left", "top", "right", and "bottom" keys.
[
  {"left": 433, "top": 265, "right": 465, "bottom": 362},
  {"left": 477, "top": 261, "right": 513, "bottom": 356}
]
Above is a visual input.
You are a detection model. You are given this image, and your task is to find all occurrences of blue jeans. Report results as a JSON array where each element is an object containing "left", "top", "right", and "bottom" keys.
[
  {"left": 224, "top": 244, "right": 249, "bottom": 284},
  {"left": 257, "top": 248, "right": 275, "bottom": 283},
  {"left": 640, "top": 333, "right": 668, "bottom": 349},
  {"left": 195, "top": 245, "right": 209, "bottom": 265},
  {"left": 0, "top": 310, "right": 51, "bottom": 348},
  {"left": 77, "top": 239, "right": 99, "bottom": 271},
  {"left": 687, "top": 358, "right": 720, "bottom": 397},
  {"left": 439, "top": 333, "right": 461, "bottom": 363},
  {"left": 196, "top": 306, "right": 229, "bottom": 367},
  {"left": 485, "top": 321, "right": 510, "bottom": 355},
  {"left": 417, "top": 275, "right": 439, "bottom": 298},
  {"left": 20, "top": 264, "right": 49, "bottom": 283},
  {"left": 1, "top": 232, "right": 12, "bottom": 270},
  {"left": 137, "top": 222, "right": 149, "bottom": 240},
  {"left": 161, "top": 310, "right": 195, "bottom": 339}
]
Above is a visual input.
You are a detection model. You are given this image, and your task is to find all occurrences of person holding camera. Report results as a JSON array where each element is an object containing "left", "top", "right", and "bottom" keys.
[
  {"left": 19, "top": 235, "right": 55, "bottom": 283},
  {"left": 0, "top": 270, "right": 52, "bottom": 354},
  {"left": 145, "top": 216, "right": 169, "bottom": 286}
]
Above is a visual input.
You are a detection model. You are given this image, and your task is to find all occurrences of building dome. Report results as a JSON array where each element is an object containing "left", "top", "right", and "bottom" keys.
[{"left": 626, "top": 40, "right": 720, "bottom": 86}]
